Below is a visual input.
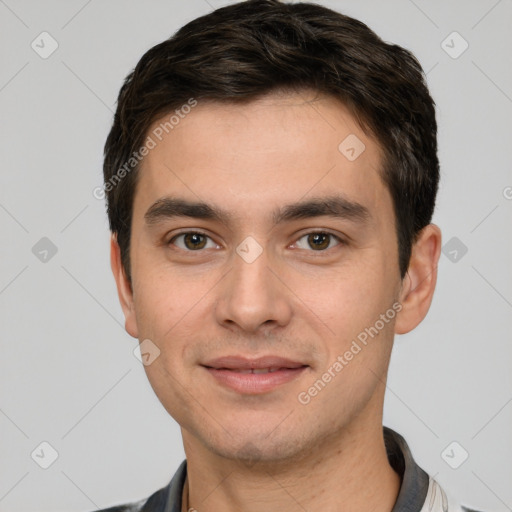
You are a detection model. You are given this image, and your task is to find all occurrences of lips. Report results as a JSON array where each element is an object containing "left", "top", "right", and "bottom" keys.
[
  {"left": 232, "top": 367, "right": 283, "bottom": 374},
  {"left": 202, "top": 355, "right": 307, "bottom": 371},
  {"left": 202, "top": 356, "right": 309, "bottom": 394}
]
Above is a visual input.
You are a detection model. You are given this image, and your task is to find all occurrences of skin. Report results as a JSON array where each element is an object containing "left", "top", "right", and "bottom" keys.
[{"left": 111, "top": 89, "right": 442, "bottom": 512}]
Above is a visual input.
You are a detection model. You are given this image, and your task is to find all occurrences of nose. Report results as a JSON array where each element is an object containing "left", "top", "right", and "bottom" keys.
[{"left": 214, "top": 242, "right": 293, "bottom": 335}]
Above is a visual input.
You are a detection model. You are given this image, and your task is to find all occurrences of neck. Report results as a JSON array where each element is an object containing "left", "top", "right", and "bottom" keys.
[{"left": 181, "top": 420, "right": 401, "bottom": 512}]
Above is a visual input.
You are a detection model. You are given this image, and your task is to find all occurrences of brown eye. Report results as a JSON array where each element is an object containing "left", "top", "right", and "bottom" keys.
[
  {"left": 294, "top": 232, "right": 341, "bottom": 251},
  {"left": 171, "top": 232, "right": 215, "bottom": 251},
  {"left": 307, "top": 233, "right": 330, "bottom": 250},
  {"left": 184, "top": 233, "right": 207, "bottom": 250}
]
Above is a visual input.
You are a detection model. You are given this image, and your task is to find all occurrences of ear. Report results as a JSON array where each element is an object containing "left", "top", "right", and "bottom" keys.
[
  {"left": 395, "top": 224, "right": 442, "bottom": 335},
  {"left": 110, "top": 234, "right": 139, "bottom": 339}
]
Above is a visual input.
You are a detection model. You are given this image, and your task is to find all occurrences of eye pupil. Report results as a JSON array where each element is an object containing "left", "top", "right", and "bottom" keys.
[
  {"left": 177, "top": 232, "right": 334, "bottom": 252},
  {"left": 184, "top": 233, "right": 207, "bottom": 250},
  {"left": 308, "top": 233, "right": 330, "bottom": 250}
]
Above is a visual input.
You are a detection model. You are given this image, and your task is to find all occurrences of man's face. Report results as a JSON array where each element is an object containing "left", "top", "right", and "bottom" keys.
[{"left": 122, "top": 90, "right": 404, "bottom": 463}]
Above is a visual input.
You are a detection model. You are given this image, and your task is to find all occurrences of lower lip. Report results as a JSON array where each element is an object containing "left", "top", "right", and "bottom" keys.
[{"left": 204, "top": 366, "right": 308, "bottom": 394}]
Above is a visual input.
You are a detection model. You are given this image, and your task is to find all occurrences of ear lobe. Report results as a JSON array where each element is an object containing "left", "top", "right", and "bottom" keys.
[
  {"left": 110, "top": 234, "right": 139, "bottom": 339},
  {"left": 394, "top": 224, "right": 442, "bottom": 335}
]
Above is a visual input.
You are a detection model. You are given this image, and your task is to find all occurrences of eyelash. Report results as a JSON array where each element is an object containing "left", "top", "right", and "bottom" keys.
[{"left": 167, "top": 230, "right": 344, "bottom": 253}]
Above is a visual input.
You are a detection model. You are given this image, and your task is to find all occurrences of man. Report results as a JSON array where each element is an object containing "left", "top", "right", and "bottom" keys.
[{"left": 99, "top": 1, "right": 480, "bottom": 510}]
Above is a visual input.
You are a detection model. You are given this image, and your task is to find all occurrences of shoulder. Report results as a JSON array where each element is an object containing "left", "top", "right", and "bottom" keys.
[
  {"left": 423, "top": 478, "right": 484, "bottom": 512},
  {"left": 92, "top": 460, "right": 187, "bottom": 512}
]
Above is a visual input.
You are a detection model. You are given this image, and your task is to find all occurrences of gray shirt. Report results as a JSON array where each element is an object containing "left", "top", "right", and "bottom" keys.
[{"left": 94, "top": 427, "right": 481, "bottom": 512}]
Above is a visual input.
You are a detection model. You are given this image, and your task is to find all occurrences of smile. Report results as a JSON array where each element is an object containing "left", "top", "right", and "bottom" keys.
[{"left": 202, "top": 356, "right": 309, "bottom": 394}]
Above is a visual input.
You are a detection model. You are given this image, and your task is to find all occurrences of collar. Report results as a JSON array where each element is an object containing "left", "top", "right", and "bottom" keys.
[
  {"left": 134, "top": 427, "right": 463, "bottom": 512},
  {"left": 384, "top": 427, "right": 430, "bottom": 511}
]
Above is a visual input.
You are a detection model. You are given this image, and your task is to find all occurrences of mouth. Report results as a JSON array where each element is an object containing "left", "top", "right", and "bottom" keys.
[
  {"left": 201, "top": 356, "right": 309, "bottom": 394},
  {"left": 218, "top": 367, "right": 295, "bottom": 374}
]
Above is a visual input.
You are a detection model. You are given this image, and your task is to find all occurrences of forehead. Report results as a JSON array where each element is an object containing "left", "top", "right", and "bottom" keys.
[{"left": 133, "top": 90, "right": 390, "bottom": 224}]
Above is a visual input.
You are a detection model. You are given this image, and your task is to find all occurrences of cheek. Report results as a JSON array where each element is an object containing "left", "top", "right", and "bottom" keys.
[
  {"left": 142, "top": 360, "right": 196, "bottom": 430},
  {"left": 298, "top": 262, "right": 398, "bottom": 387},
  {"left": 294, "top": 260, "right": 391, "bottom": 333},
  {"left": 132, "top": 259, "right": 202, "bottom": 335},
  {"left": 132, "top": 263, "right": 217, "bottom": 378}
]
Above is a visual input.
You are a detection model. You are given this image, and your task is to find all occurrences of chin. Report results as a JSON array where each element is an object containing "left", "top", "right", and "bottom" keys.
[
  {"left": 215, "top": 440, "right": 301, "bottom": 466},
  {"left": 196, "top": 424, "right": 319, "bottom": 468}
]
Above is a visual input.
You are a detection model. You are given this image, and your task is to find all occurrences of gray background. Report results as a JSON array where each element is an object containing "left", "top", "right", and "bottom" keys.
[{"left": 0, "top": 0, "right": 511, "bottom": 511}]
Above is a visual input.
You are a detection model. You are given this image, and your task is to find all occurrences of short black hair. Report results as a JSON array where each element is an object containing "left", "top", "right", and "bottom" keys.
[{"left": 103, "top": 0, "right": 439, "bottom": 282}]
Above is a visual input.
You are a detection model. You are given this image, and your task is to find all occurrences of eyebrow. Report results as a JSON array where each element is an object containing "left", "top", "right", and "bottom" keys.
[{"left": 144, "top": 195, "right": 370, "bottom": 227}]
